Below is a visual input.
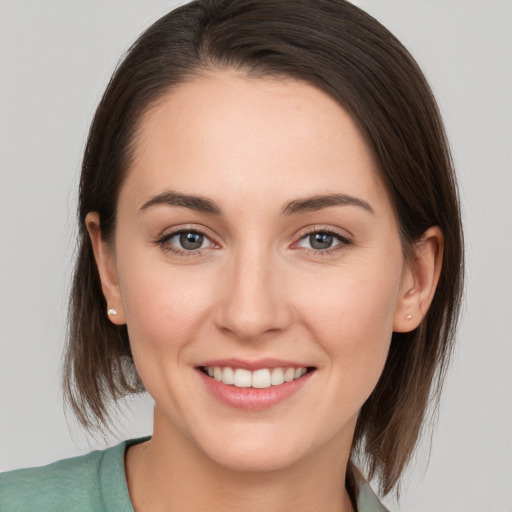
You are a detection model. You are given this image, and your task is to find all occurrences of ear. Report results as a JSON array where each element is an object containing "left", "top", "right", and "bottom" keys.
[
  {"left": 86, "top": 212, "right": 126, "bottom": 325},
  {"left": 393, "top": 226, "right": 444, "bottom": 333}
]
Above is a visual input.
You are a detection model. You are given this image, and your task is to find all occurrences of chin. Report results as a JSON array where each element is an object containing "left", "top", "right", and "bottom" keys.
[
  {"left": 191, "top": 421, "right": 326, "bottom": 474},
  {"left": 204, "top": 441, "right": 304, "bottom": 473}
]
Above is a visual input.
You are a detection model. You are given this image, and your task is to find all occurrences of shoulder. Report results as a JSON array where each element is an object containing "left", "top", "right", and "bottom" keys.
[
  {"left": 0, "top": 440, "right": 137, "bottom": 512},
  {"left": 0, "top": 449, "right": 106, "bottom": 511}
]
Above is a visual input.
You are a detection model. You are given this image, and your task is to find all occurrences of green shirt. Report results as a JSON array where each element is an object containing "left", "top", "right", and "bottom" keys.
[{"left": 0, "top": 438, "right": 388, "bottom": 511}]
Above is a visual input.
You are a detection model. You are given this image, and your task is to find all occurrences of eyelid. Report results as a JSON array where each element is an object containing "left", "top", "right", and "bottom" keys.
[
  {"left": 291, "top": 226, "right": 353, "bottom": 254},
  {"left": 154, "top": 225, "right": 220, "bottom": 256},
  {"left": 295, "top": 225, "right": 352, "bottom": 242},
  {"left": 153, "top": 224, "right": 352, "bottom": 257}
]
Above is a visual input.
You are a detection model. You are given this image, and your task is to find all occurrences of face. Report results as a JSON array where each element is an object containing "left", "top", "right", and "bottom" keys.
[{"left": 92, "top": 71, "right": 418, "bottom": 472}]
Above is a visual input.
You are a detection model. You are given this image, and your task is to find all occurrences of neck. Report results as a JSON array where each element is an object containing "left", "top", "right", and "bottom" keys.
[{"left": 125, "top": 409, "right": 356, "bottom": 512}]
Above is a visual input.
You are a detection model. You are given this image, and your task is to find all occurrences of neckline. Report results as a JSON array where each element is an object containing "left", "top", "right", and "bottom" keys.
[{"left": 114, "top": 437, "right": 388, "bottom": 512}]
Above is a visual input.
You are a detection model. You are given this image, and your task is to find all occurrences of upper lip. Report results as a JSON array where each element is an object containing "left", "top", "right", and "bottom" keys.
[{"left": 197, "top": 358, "right": 312, "bottom": 371}]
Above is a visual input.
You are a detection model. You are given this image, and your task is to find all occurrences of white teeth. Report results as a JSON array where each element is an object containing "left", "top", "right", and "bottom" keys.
[
  {"left": 233, "top": 368, "right": 252, "bottom": 387},
  {"left": 294, "top": 367, "right": 307, "bottom": 379},
  {"left": 271, "top": 367, "right": 285, "bottom": 385},
  {"left": 204, "top": 366, "right": 309, "bottom": 388},
  {"left": 252, "top": 369, "right": 272, "bottom": 389},
  {"left": 222, "top": 367, "right": 234, "bottom": 385},
  {"left": 284, "top": 367, "right": 295, "bottom": 382}
]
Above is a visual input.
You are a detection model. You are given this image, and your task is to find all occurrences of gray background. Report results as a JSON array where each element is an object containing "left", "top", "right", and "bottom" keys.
[{"left": 1, "top": 1, "right": 511, "bottom": 510}]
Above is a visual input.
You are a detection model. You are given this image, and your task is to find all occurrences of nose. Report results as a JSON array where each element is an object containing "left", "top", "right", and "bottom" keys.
[{"left": 213, "top": 246, "right": 293, "bottom": 341}]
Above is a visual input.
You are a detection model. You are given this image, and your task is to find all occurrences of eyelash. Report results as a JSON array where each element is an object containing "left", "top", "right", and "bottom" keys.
[
  {"left": 294, "top": 228, "right": 352, "bottom": 256},
  {"left": 154, "top": 227, "right": 352, "bottom": 257},
  {"left": 155, "top": 229, "right": 216, "bottom": 257}
]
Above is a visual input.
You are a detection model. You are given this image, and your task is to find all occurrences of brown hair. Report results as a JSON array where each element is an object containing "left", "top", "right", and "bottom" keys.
[{"left": 64, "top": 0, "right": 464, "bottom": 496}]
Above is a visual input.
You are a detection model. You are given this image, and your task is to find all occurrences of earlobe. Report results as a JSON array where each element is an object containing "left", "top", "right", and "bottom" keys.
[
  {"left": 85, "top": 212, "right": 126, "bottom": 325},
  {"left": 393, "top": 226, "right": 444, "bottom": 333}
]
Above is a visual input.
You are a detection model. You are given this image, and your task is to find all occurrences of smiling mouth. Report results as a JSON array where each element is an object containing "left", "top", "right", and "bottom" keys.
[{"left": 199, "top": 366, "right": 315, "bottom": 389}]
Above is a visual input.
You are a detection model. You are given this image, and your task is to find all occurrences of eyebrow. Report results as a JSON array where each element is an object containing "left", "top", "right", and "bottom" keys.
[
  {"left": 281, "top": 194, "right": 374, "bottom": 215},
  {"left": 140, "top": 190, "right": 374, "bottom": 216},
  {"left": 140, "top": 190, "right": 222, "bottom": 215}
]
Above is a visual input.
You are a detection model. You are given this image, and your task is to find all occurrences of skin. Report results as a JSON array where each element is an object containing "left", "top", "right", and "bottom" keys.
[{"left": 87, "top": 71, "right": 443, "bottom": 512}]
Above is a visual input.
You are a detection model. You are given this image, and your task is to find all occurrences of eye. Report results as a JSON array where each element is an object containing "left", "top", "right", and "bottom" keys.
[
  {"left": 295, "top": 230, "right": 350, "bottom": 253},
  {"left": 157, "top": 229, "right": 214, "bottom": 254},
  {"left": 175, "top": 231, "right": 208, "bottom": 250}
]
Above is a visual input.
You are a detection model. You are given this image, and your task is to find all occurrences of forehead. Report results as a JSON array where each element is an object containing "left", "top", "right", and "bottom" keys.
[{"left": 124, "top": 70, "right": 389, "bottom": 215}]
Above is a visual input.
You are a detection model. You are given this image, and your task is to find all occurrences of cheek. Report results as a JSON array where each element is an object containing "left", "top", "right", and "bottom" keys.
[
  {"left": 118, "top": 263, "right": 219, "bottom": 417},
  {"left": 296, "top": 263, "right": 401, "bottom": 393},
  {"left": 117, "top": 256, "right": 217, "bottom": 361}
]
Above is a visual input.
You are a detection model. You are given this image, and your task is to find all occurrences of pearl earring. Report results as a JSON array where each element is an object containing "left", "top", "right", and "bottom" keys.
[
  {"left": 107, "top": 308, "right": 118, "bottom": 316},
  {"left": 406, "top": 314, "right": 412, "bottom": 320}
]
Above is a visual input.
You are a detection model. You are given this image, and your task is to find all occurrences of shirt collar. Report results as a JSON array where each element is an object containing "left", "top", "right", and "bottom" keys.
[{"left": 354, "top": 468, "right": 390, "bottom": 512}]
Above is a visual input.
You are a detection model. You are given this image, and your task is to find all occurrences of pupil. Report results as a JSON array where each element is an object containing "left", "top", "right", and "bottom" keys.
[
  {"left": 180, "top": 232, "right": 203, "bottom": 250},
  {"left": 310, "top": 233, "right": 333, "bottom": 250}
]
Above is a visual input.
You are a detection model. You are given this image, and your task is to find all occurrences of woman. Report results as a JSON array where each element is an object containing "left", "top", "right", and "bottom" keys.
[{"left": 0, "top": 1, "right": 463, "bottom": 510}]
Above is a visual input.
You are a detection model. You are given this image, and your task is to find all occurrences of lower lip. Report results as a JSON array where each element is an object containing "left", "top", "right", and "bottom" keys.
[{"left": 197, "top": 369, "right": 313, "bottom": 411}]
